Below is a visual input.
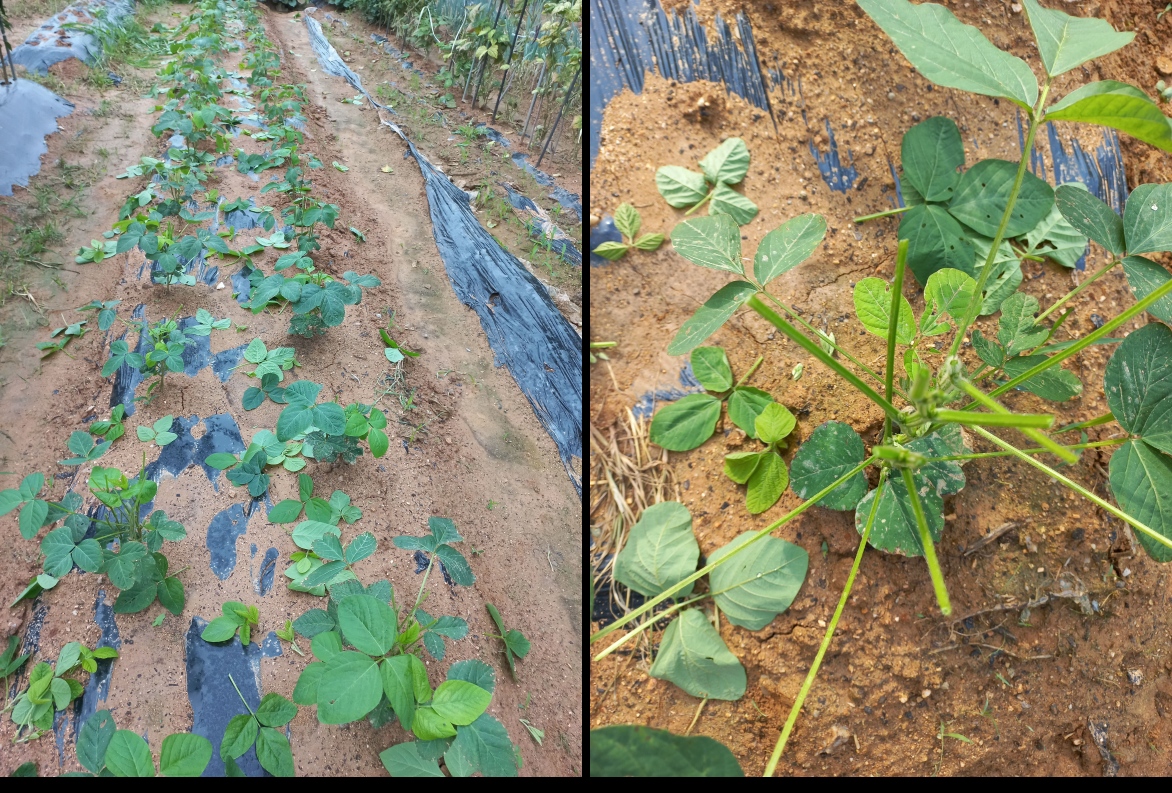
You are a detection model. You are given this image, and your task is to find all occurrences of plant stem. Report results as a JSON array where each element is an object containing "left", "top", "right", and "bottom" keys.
[
  {"left": 933, "top": 408, "right": 1054, "bottom": 429},
  {"left": 885, "top": 240, "right": 909, "bottom": 442},
  {"left": 982, "top": 273, "right": 1172, "bottom": 400},
  {"left": 733, "top": 356, "right": 764, "bottom": 389},
  {"left": 970, "top": 426, "right": 1172, "bottom": 554},
  {"left": 853, "top": 205, "right": 911, "bottom": 224},
  {"left": 683, "top": 189, "right": 715, "bottom": 217},
  {"left": 901, "top": 467, "right": 952, "bottom": 616},
  {"left": 1036, "top": 258, "right": 1120, "bottom": 324},
  {"left": 408, "top": 554, "right": 434, "bottom": 625},
  {"left": 1054, "top": 412, "right": 1115, "bottom": 434},
  {"left": 228, "top": 674, "right": 256, "bottom": 716},
  {"left": 757, "top": 289, "right": 894, "bottom": 395},
  {"left": 590, "top": 457, "right": 877, "bottom": 643},
  {"left": 592, "top": 598, "right": 695, "bottom": 662},
  {"left": 922, "top": 437, "right": 1125, "bottom": 461},
  {"left": 949, "top": 77, "right": 1052, "bottom": 357},
  {"left": 748, "top": 296, "right": 902, "bottom": 423},
  {"left": 956, "top": 380, "right": 1074, "bottom": 463},
  {"left": 763, "top": 469, "right": 888, "bottom": 776}
]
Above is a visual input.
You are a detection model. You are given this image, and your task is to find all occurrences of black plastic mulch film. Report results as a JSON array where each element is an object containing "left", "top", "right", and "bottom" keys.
[{"left": 305, "top": 15, "right": 583, "bottom": 495}]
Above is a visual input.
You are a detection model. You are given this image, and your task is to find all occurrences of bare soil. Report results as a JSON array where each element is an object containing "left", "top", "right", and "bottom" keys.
[
  {"left": 0, "top": 0, "right": 581, "bottom": 777},
  {"left": 590, "top": 0, "right": 1172, "bottom": 777}
]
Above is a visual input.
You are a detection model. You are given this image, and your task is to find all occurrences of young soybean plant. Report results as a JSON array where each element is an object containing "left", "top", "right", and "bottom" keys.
[{"left": 594, "top": 0, "right": 1172, "bottom": 776}]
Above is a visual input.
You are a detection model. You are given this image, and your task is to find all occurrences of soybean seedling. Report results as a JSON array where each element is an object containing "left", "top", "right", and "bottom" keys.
[
  {"left": 220, "top": 677, "right": 297, "bottom": 777},
  {"left": 485, "top": 603, "right": 531, "bottom": 681},
  {"left": 592, "top": 203, "right": 664, "bottom": 261},
  {"left": 594, "top": 0, "right": 1172, "bottom": 777},
  {"left": 656, "top": 137, "right": 759, "bottom": 224},
  {"left": 201, "top": 601, "right": 261, "bottom": 646}
]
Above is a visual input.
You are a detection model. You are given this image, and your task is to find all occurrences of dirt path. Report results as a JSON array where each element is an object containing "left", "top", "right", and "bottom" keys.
[
  {"left": 591, "top": 0, "right": 1172, "bottom": 778},
  {"left": 1, "top": 0, "right": 580, "bottom": 777}
]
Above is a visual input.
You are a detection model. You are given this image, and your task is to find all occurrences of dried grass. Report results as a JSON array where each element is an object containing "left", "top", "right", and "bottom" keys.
[{"left": 589, "top": 408, "right": 680, "bottom": 621}]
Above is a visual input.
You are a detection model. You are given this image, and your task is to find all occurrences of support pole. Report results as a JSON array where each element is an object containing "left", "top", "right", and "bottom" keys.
[
  {"left": 491, "top": 0, "right": 529, "bottom": 122},
  {"left": 470, "top": 0, "right": 507, "bottom": 107},
  {"left": 537, "top": 64, "right": 579, "bottom": 168}
]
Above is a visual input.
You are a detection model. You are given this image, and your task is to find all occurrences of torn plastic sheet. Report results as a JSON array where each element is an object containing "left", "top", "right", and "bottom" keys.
[
  {"left": 631, "top": 364, "right": 703, "bottom": 419},
  {"left": 6, "top": 0, "right": 133, "bottom": 74},
  {"left": 185, "top": 617, "right": 282, "bottom": 777},
  {"left": 500, "top": 183, "right": 581, "bottom": 266},
  {"left": 0, "top": 79, "right": 74, "bottom": 197},
  {"left": 307, "top": 15, "right": 583, "bottom": 494},
  {"left": 590, "top": 0, "right": 774, "bottom": 169}
]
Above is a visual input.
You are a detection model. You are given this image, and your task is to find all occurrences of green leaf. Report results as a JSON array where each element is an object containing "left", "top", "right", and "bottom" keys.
[
  {"left": 649, "top": 394, "right": 721, "bottom": 452},
  {"left": 753, "top": 213, "right": 826, "bottom": 286},
  {"left": 857, "top": 0, "right": 1037, "bottom": 108},
  {"left": 159, "top": 733, "right": 212, "bottom": 777},
  {"left": 708, "top": 533, "right": 808, "bottom": 630},
  {"left": 614, "top": 203, "right": 641, "bottom": 239},
  {"left": 317, "top": 651, "right": 383, "bottom": 724},
  {"left": 201, "top": 616, "right": 240, "bottom": 643},
  {"left": 380, "top": 655, "right": 417, "bottom": 729},
  {"left": 255, "top": 728, "right": 295, "bottom": 777},
  {"left": 1023, "top": 0, "right": 1133, "bottom": 77},
  {"left": 969, "top": 234, "right": 1024, "bottom": 314},
  {"left": 19, "top": 472, "right": 44, "bottom": 500},
  {"left": 789, "top": 421, "right": 869, "bottom": 510},
  {"left": 855, "top": 472, "right": 943, "bottom": 557},
  {"left": 380, "top": 742, "right": 445, "bottom": 777},
  {"left": 655, "top": 166, "right": 708, "bottom": 208},
  {"left": 18, "top": 499, "right": 49, "bottom": 540},
  {"left": 244, "top": 338, "right": 268, "bottom": 364},
  {"left": 666, "top": 282, "right": 758, "bottom": 355},
  {"left": 255, "top": 693, "right": 298, "bottom": 728},
  {"left": 412, "top": 706, "right": 457, "bottom": 741},
  {"left": 754, "top": 402, "right": 795, "bottom": 445},
  {"left": 1023, "top": 200, "right": 1088, "bottom": 268},
  {"left": 745, "top": 452, "right": 787, "bottom": 514},
  {"left": 447, "top": 659, "right": 495, "bottom": 693},
  {"left": 444, "top": 714, "right": 518, "bottom": 777},
  {"left": 900, "top": 203, "right": 975, "bottom": 285},
  {"left": 949, "top": 159, "right": 1054, "bottom": 238},
  {"left": 1055, "top": 183, "right": 1126, "bottom": 255},
  {"left": 77, "top": 710, "right": 115, "bottom": 773},
  {"left": 431, "top": 680, "right": 493, "bottom": 725},
  {"left": 50, "top": 676, "right": 72, "bottom": 709},
  {"left": 1046, "top": 82, "right": 1172, "bottom": 154},
  {"left": 1122, "top": 255, "right": 1172, "bottom": 324},
  {"left": 901, "top": 116, "right": 964, "bottom": 202},
  {"left": 699, "top": 138, "right": 750, "bottom": 185},
  {"left": 589, "top": 725, "right": 744, "bottom": 777},
  {"left": 310, "top": 631, "right": 344, "bottom": 663},
  {"left": 997, "top": 293, "right": 1049, "bottom": 355},
  {"left": 1105, "top": 322, "right": 1172, "bottom": 454},
  {"left": 723, "top": 452, "right": 763, "bottom": 485},
  {"left": 971, "top": 329, "right": 1006, "bottom": 368},
  {"left": 907, "top": 428, "right": 968, "bottom": 496},
  {"left": 1002, "top": 354, "right": 1083, "bottom": 402},
  {"left": 708, "top": 183, "right": 758, "bottom": 226},
  {"left": 268, "top": 499, "right": 303, "bottom": 524},
  {"left": 1109, "top": 439, "right": 1172, "bottom": 561},
  {"left": 690, "top": 346, "right": 733, "bottom": 392},
  {"left": 633, "top": 233, "right": 665, "bottom": 251},
  {"left": 1125, "top": 183, "right": 1172, "bottom": 255},
  {"left": 726, "top": 386, "right": 773, "bottom": 438},
  {"left": 612, "top": 501, "right": 699, "bottom": 599},
  {"left": 670, "top": 214, "right": 743, "bottom": 274},
  {"left": 293, "top": 662, "right": 326, "bottom": 706},
  {"left": 338, "top": 594, "right": 397, "bottom": 656},
  {"left": 407, "top": 651, "right": 432, "bottom": 704},
  {"left": 435, "top": 544, "right": 475, "bottom": 586},
  {"left": 105, "top": 730, "right": 155, "bottom": 777},
  {"left": 220, "top": 713, "right": 258, "bottom": 760},
  {"left": 204, "top": 453, "right": 238, "bottom": 470},
  {"left": 345, "top": 532, "right": 377, "bottom": 564},
  {"left": 923, "top": 267, "right": 976, "bottom": 332},
  {"left": 649, "top": 609, "right": 746, "bottom": 700},
  {"left": 591, "top": 241, "right": 628, "bottom": 261},
  {"left": 853, "top": 277, "right": 915, "bottom": 345}
]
